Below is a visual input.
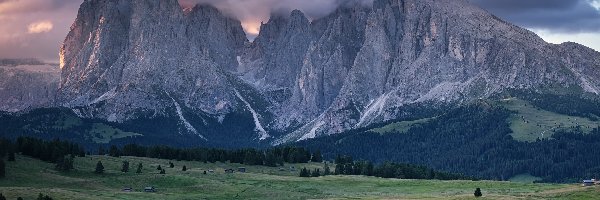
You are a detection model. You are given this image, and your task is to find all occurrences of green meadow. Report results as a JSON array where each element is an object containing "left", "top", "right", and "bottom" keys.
[
  {"left": 0, "top": 155, "right": 597, "bottom": 200},
  {"left": 499, "top": 98, "right": 599, "bottom": 142}
]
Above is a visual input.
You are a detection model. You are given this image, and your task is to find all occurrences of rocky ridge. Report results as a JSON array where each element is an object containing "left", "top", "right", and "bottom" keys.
[{"left": 6, "top": 0, "right": 600, "bottom": 145}]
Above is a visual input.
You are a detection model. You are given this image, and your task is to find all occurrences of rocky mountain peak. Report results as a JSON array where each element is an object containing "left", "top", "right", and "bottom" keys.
[
  {"left": 10, "top": 0, "right": 598, "bottom": 146},
  {"left": 288, "top": 10, "right": 310, "bottom": 29},
  {"left": 253, "top": 14, "right": 289, "bottom": 48}
]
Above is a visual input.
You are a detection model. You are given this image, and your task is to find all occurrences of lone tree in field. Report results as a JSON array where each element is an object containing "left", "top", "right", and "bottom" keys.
[
  {"left": 136, "top": 163, "right": 143, "bottom": 173},
  {"left": 169, "top": 161, "right": 174, "bottom": 168},
  {"left": 474, "top": 188, "right": 482, "bottom": 197},
  {"left": 95, "top": 161, "right": 105, "bottom": 174},
  {"left": 0, "top": 159, "right": 5, "bottom": 178},
  {"left": 157, "top": 165, "right": 162, "bottom": 171},
  {"left": 160, "top": 169, "right": 166, "bottom": 174},
  {"left": 121, "top": 161, "right": 130, "bottom": 173},
  {"left": 182, "top": 165, "right": 187, "bottom": 171}
]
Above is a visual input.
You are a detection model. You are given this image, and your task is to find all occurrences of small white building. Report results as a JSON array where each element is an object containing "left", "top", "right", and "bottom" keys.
[{"left": 583, "top": 180, "right": 594, "bottom": 186}]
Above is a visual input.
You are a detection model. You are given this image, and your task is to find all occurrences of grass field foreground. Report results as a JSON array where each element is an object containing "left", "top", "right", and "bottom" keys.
[{"left": 0, "top": 155, "right": 597, "bottom": 200}]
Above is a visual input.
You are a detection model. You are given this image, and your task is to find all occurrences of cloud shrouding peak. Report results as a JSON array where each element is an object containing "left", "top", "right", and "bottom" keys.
[
  {"left": 592, "top": 0, "right": 600, "bottom": 10},
  {"left": 28, "top": 21, "right": 54, "bottom": 34},
  {"left": 180, "top": 0, "right": 373, "bottom": 37},
  {"left": 0, "top": 0, "right": 598, "bottom": 62}
]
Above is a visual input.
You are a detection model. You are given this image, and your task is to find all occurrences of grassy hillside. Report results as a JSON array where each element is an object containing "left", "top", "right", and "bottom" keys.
[
  {"left": 0, "top": 155, "right": 597, "bottom": 200},
  {"left": 370, "top": 118, "right": 433, "bottom": 134},
  {"left": 367, "top": 97, "right": 600, "bottom": 142},
  {"left": 0, "top": 108, "right": 143, "bottom": 145},
  {"left": 499, "top": 98, "right": 599, "bottom": 142}
]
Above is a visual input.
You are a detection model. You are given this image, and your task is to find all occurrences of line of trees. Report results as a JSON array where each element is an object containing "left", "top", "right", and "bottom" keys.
[
  {"left": 0, "top": 137, "right": 85, "bottom": 175},
  {"left": 298, "top": 155, "right": 469, "bottom": 180},
  {"left": 105, "top": 144, "right": 322, "bottom": 167}
]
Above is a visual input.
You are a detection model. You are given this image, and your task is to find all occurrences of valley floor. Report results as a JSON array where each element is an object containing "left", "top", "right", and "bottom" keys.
[{"left": 0, "top": 155, "right": 597, "bottom": 200}]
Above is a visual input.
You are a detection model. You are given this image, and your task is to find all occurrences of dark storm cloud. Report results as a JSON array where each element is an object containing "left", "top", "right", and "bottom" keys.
[{"left": 471, "top": 0, "right": 600, "bottom": 33}]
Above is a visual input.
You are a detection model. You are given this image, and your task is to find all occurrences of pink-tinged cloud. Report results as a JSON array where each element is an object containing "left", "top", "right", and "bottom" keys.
[
  {"left": 179, "top": 0, "right": 373, "bottom": 38},
  {"left": 0, "top": 0, "right": 78, "bottom": 62},
  {"left": 0, "top": 0, "right": 64, "bottom": 14},
  {"left": 28, "top": 20, "right": 54, "bottom": 34}
]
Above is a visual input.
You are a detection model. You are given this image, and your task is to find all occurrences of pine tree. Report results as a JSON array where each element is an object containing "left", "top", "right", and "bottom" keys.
[
  {"left": 0, "top": 193, "right": 5, "bottom": 200},
  {"left": 109, "top": 145, "right": 120, "bottom": 157},
  {"left": 311, "top": 150, "right": 322, "bottom": 162},
  {"left": 121, "top": 161, "right": 130, "bottom": 173},
  {"left": 0, "top": 159, "right": 5, "bottom": 178},
  {"left": 36, "top": 193, "right": 52, "bottom": 200},
  {"left": 157, "top": 165, "right": 162, "bottom": 171},
  {"left": 7, "top": 150, "right": 15, "bottom": 162},
  {"left": 136, "top": 163, "right": 143, "bottom": 173},
  {"left": 474, "top": 188, "right": 482, "bottom": 197},
  {"left": 160, "top": 169, "right": 166, "bottom": 174},
  {"left": 95, "top": 161, "right": 104, "bottom": 174},
  {"left": 311, "top": 168, "right": 321, "bottom": 177},
  {"left": 98, "top": 146, "right": 105, "bottom": 155},
  {"left": 169, "top": 162, "right": 174, "bottom": 168},
  {"left": 264, "top": 151, "right": 277, "bottom": 167},
  {"left": 299, "top": 167, "right": 310, "bottom": 177},
  {"left": 55, "top": 155, "right": 74, "bottom": 171},
  {"left": 182, "top": 165, "right": 187, "bottom": 171},
  {"left": 324, "top": 162, "right": 331, "bottom": 176}
]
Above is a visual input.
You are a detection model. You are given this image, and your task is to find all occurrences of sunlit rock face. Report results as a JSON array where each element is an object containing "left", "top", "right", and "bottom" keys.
[
  {"left": 58, "top": 0, "right": 248, "bottom": 122},
  {"left": 58, "top": 0, "right": 600, "bottom": 144},
  {"left": 0, "top": 60, "right": 60, "bottom": 112}
]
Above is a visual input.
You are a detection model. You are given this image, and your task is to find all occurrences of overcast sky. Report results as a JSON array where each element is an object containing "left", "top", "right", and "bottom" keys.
[{"left": 0, "top": 0, "right": 598, "bottom": 62}]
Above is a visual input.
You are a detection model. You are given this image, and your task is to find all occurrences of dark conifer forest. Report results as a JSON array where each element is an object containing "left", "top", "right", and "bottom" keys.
[{"left": 297, "top": 100, "right": 600, "bottom": 183}]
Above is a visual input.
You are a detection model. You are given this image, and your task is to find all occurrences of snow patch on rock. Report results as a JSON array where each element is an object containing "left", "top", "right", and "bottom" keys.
[
  {"left": 234, "top": 89, "right": 269, "bottom": 140},
  {"left": 356, "top": 93, "right": 390, "bottom": 127},
  {"left": 91, "top": 87, "right": 118, "bottom": 105},
  {"left": 169, "top": 94, "right": 207, "bottom": 140},
  {"left": 299, "top": 120, "right": 325, "bottom": 141},
  {"left": 72, "top": 108, "right": 84, "bottom": 118}
]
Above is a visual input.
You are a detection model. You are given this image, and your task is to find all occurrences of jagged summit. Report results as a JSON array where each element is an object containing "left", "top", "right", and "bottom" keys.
[{"left": 3, "top": 0, "right": 598, "bottom": 146}]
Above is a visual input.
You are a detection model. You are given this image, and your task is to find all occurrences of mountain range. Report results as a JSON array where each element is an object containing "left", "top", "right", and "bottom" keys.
[{"left": 1, "top": 0, "right": 599, "bottom": 147}]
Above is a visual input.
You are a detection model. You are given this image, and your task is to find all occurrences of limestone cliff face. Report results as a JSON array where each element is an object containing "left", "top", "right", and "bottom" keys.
[
  {"left": 276, "top": 0, "right": 600, "bottom": 143},
  {"left": 0, "top": 62, "right": 59, "bottom": 112},
  {"left": 58, "top": 0, "right": 248, "bottom": 123},
  {"left": 54, "top": 0, "right": 600, "bottom": 144}
]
